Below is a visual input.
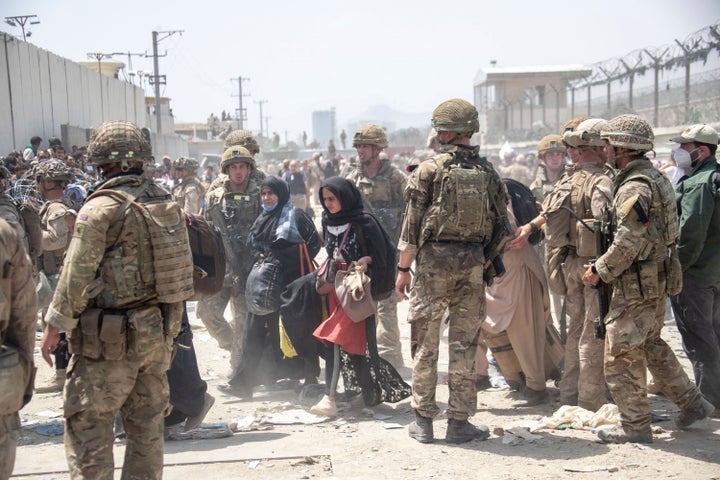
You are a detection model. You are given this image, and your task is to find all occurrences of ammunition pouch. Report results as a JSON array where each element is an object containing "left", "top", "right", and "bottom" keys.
[
  {"left": 619, "top": 260, "right": 664, "bottom": 301},
  {"left": 0, "top": 343, "right": 35, "bottom": 415},
  {"left": 575, "top": 219, "right": 597, "bottom": 258}
]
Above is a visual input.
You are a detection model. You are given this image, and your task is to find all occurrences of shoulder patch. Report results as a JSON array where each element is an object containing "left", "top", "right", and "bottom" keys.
[{"left": 618, "top": 194, "right": 640, "bottom": 221}]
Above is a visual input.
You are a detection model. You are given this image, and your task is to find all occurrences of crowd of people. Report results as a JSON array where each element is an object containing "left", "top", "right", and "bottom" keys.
[{"left": 1, "top": 99, "right": 718, "bottom": 478}]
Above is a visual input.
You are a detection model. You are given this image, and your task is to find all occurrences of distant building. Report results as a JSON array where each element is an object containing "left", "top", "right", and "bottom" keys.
[
  {"left": 312, "top": 108, "right": 337, "bottom": 149},
  {"left": 473, "top": 65, "right": 591, "bottom": 144}
]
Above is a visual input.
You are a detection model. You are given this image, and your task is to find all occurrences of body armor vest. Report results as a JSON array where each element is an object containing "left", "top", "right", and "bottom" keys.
[
  {"left": 38, "top": 197, "right": 73, "bottom": 275},
  {"left": 348, "top": 161, "right": 404, "bottom": 237}
]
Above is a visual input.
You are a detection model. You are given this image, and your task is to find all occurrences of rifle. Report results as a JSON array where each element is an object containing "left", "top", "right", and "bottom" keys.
[{"left": 592, "top": 215, "right": 613, "bottom": 339}]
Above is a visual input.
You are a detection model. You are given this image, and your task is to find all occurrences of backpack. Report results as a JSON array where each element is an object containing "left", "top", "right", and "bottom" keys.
[
  {"left": 185, "top": 212, "right": 226, "bottom": 301},
  {"left": 503, "top": 178, "right": 543, "bottom": 245}
]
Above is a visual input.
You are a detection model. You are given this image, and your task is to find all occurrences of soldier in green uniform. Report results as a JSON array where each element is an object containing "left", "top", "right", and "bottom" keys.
[
  {"left": 40, "top": 120, "right": 194, "bottom": 479},
  {"left": 347, "top": 124, "right": 407, "bottom": 368},
  {"left": 582, "top": 114, "right": 714, "bottom": 443},
  {"left": 396, "top": 98, "right": 509, "bottom": 444},
  {"left": 200, "top": 146, "right": 261, "bottom": 396}
]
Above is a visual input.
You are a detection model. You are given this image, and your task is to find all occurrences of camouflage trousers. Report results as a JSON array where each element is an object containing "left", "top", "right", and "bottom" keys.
[
  {"left": 196, "top": 284, "right": 248, "bottom": 378},
  {"left": 0, "top": 414, "right": 19, "bottom": 480},
  {"left": 559, "top": 253, "right": 607, "bottom": 408},
  {"left": 408, "top": 243, "right": 484, "bottom": 421},
  {"left": 605, "top": 276, "right": 701, "bottom": 433},
  {"left": 376, "top": 292, "right": 403, "bottom": 368},
  {"left": 63, "top": 342, "right": 172, "bottom": 480}
]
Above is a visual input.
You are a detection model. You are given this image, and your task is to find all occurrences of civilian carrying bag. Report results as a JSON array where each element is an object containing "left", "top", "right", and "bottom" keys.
[
  {"left": 315, "top": 226, "right": 350, "bottom": 295},
  {"left": 334, "top": 262, "right": 375, "bottom": 323},
  {"left": 245, "top": 257, "right": 283, "bottom": 315}
]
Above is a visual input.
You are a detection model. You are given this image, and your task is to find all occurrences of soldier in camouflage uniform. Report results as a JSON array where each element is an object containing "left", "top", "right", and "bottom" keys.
[
  {"left": 200, "top": 146, "right": 261, "bottom": 396},
  {"left": 205, "top": 130, "right": 266, "bottom": 194},
  {"left": 513, "top": 119, "right": 614, "bottom": 410},
  {"left": 582, "top": 114, "right": 714, "bottom": 443},
  {"left": 34, "top": 160, "right": 76, "bottom": 394},
  {"left": 40, "top": 120, "right": 194, "bottom": 479},
  {"left": 397, "top": 99, "right": 509, "bottom": 444},
  {"left": 171, "top": 156, "right": 205, "bottom": 214},
  {"left": 0, "top": 219, "right": 37, "bottom": 480},
  {"left": 347, "top": 123, "right": 407, "bottom": 369},
  {"left": 530, "top": 134, "right": 566, "bottom": 202}
]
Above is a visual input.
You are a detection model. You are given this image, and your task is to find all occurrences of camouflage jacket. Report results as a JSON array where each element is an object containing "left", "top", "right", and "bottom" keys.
[
  {"left": 38, "top": 197, "right": 74, "bottom": 275},
  {"left": 172, "top": 175, "right": 205, "bottom": 214},
  {"left": 399, "top": 144, "right": 508, "bottom": 255},
  {"left": 0, "top": 219, "right": 37, "bottom": 372},
  {"left": 595, "top": 158, "right": 678, "bottom": 284},
  {"left": 45, "top": 175, "right": 182, "bottom": 331},
  {"left": 529, "top": 163, "right": 562, "bottom": 201},
  {"left": 347, "top": 159, "right": 407, "bottom": 241}
]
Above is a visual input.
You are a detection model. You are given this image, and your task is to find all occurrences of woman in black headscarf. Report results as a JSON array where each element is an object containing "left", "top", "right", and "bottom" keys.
[
  {"left": 227, "top": 176, "right": 321, "bottom": 396},
  {"left": 310, "top": 177, "right": 410, "bottom": 417}
]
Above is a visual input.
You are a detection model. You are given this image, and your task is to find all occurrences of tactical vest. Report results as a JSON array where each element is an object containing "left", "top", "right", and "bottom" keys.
[
  {"left": 613, "top": 162, "right": 679, "bottom": 257},
  {"left": 203, "top": 181, "right": 260, "bottom": 289},
  {"left": 348, "top": 161, "right": 404, "bottom": 237},
  {"left": 544, "top": 165, "right": 607, "bottom": 252},
  {"left": 38, "top": 197, "right": 74, "bottom": 276},
  {"left": 87, "top": 178, "right": 195, "bottom": 306},
  {"left": 420, "top": 152, "right": 497, "bottom": 244}
]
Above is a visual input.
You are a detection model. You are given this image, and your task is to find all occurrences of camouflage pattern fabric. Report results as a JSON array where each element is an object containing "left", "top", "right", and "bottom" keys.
[
  {"left": 196, "top": 285, "right": 248, "bottom": 375},
  {"left": 172, "top": 176, "right": 205, "bottom": 214},
  {"left": 347, "top": 159, "right": 407, "bottom": 367},
  {"left": 63, "top": 344, "right": 171, "bottom": 480},
  {"left": 596, "top": 158, "right": 701, "bottom": 433},
  {"left": 408, "top": 242, "right": 485, "bottom": 420},
  {"left": 38, "top": 197, "right": 74, "bottom": 276},
  {"left": 0, "top": 219, "right": 37, "bottom": 480},
  {"left": 44, "top": 174, "right": 185, "bottom": 479}
]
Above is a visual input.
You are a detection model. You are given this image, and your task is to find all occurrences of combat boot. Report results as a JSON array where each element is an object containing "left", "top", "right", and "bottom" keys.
[
  {"left": 676, "top": 398, "right": 715, "bottom": 429},
  {"left": 445, "top": 418, "right": 490, "bottom": 444},
  {"left": 35, "top": 369, "right": 66, "bottom": 394},
  {"left": 408, "top": 411, "right": 434, "bottom": 444},
  {"left": 597, "top": 425, "right": 652, "bottom": 444}
]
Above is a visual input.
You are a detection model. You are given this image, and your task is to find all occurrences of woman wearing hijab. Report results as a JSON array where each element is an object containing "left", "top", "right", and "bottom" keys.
[
  {"left": 226, "top": 176, "right": 321, "bottom": 397},
  {"left": 310, "top": 177, "right": 411, "bottom": 417}
]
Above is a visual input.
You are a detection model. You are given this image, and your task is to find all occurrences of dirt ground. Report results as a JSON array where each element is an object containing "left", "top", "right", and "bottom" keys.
[{"left": 12, "top": 300, "right": 720, "bottom": 480}]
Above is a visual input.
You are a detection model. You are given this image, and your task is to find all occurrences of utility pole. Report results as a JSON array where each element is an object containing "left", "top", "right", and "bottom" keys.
[
  {"left": 231, "top": 76, "right": 250, "bottom": 130},
  {"left": 87, "top": 52, "right": 120, "bottom": 119},
  {"left": 255, "top": 100, "right": 267, "bottom": 136},
  {"left": 265, "top": 117, "right": 270, "bottom": 139},
  {"left": 149, "top": 30, "right": 183, "bottom": 135},
  {"left": 4, "top": 15, "right": 40, "bottom": 42}
]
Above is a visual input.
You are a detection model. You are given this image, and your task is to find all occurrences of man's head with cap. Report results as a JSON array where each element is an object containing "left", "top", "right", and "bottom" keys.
[{"left": 670, "top": 124, "right": 718, "bottom": 167}]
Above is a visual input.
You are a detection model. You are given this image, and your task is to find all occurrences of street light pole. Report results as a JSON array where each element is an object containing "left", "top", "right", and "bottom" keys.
[{"left": 4, "top": 15, "right": 40, "bottom": 42}]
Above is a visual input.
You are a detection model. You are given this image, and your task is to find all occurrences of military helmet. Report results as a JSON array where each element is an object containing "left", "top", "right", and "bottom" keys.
[
  {"left": 601, "top": 114, "right": 654, "bottom": 151},
  {"left": 48, "top": 135, "right": 63, "bottom": 148},
  {"left": 563, "top": 118, "right": 607, "bottom": 148},
  {"left": 431, "top": 98, "right": 479, "bottom": 134},
  {"left": 34, "top": 159, "right": 73, "bottom": 184},
  {"left": 537, "top": 134, "right": 565, "bottom": 156},
  {"left": 173, "top": 156, "right": 199, "bottom": 171},
  {"left": 561, "top": 116, "right": 590, "bottom": 134},
  {"left": 224, "top": 129, "right": 260, "bottom": 155},
  {"left": 87, "top": 120, "right": 153, "bottom": 165},
  {"left": 352, "top": 123, "right": 388, "bottom": 149},
  {"left": 221, "top": 146, "right": 255, "bottom": 172}
]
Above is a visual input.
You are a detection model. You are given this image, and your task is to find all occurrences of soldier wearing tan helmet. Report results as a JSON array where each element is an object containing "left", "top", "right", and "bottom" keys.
[
  {"left": 33, "top": 160, "right": 76, "bottom": 394},
  {"left": 171, "top": 156, "right": 205, "bottom": 214},
  {"left": 513, "top": 119, "right": 614, "bottom": 410},
  {"left": 346, "top": 123, "right": 407, "bottom": 369},
  {"left": 579, "top": 114, "right": 716, "bottom": 443},
  {"left": 41, "top": 120, "right": 194, "bottom": 479},
  {"left": 397, "top": 98, "right": 509, "bottom": 445},
  {"left": 199, "top": 145, "right": 261, "bottom": 396},
  {"left": 561, "top": 116, "right": 590, "bottom": 164},
  {"left": 530, "top": 134, "right": 566, "bottom": 201}
]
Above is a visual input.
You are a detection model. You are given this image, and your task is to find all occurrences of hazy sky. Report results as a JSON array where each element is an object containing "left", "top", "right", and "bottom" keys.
[{"left": 3, "top": 0, "right": 719, "bottom": 141}]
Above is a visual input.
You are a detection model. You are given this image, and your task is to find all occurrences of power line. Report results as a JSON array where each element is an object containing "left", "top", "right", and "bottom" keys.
[{"left": 148, "top": 30, "right": 183, "bottom": 134}]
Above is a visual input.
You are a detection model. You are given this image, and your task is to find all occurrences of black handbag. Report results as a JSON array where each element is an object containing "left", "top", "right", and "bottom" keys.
[{"left": 245, "top": 257, "right": 283, "bottom": 315}]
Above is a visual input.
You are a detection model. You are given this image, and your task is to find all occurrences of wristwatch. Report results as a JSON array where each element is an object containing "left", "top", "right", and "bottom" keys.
[{"left": 397, "top": 265, "right": 411, "bottom": 273}]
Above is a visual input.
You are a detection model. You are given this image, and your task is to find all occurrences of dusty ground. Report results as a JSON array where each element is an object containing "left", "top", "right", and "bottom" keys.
[{"left": 12, "top": 300, "right": 720, "bottom": 480}]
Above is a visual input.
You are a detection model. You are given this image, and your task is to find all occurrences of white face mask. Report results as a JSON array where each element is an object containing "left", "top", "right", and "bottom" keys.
[{"left": 671, "top": 146, "right": 697, "bottom": 169}]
